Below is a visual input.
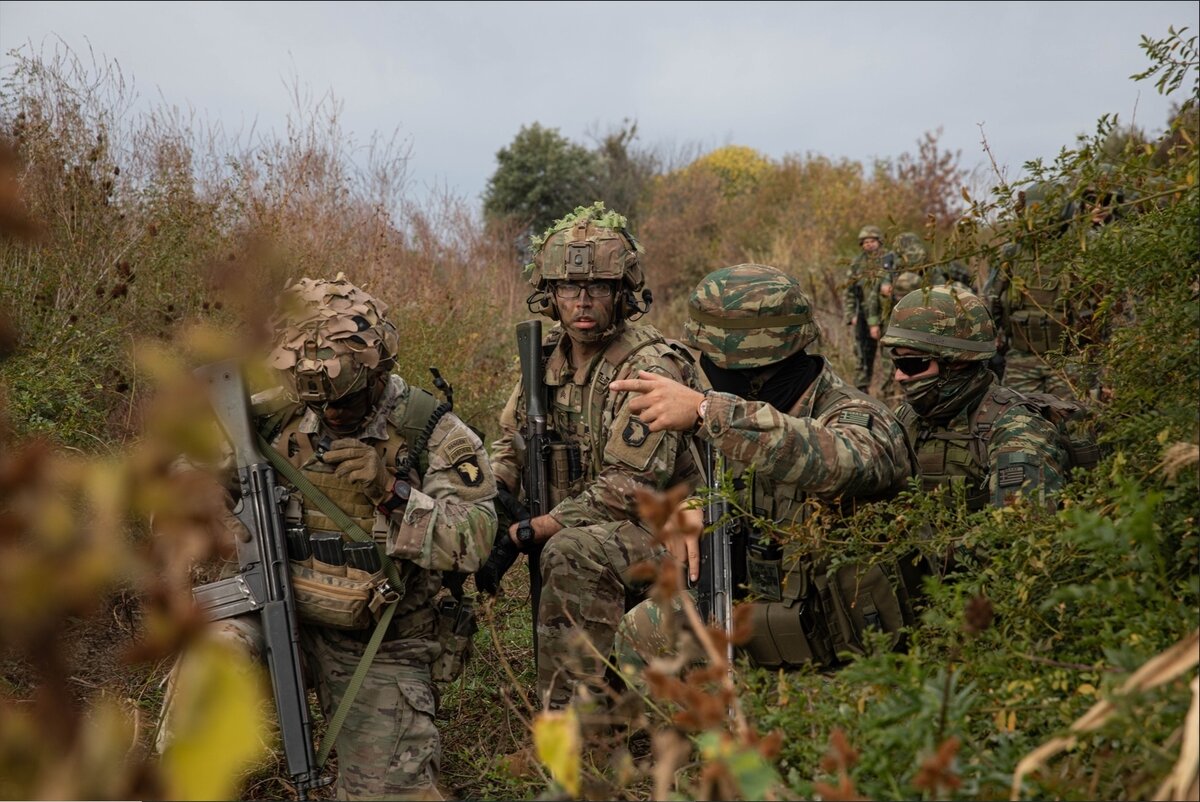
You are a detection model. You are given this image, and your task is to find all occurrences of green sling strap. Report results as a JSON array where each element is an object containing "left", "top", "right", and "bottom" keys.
[{"left": 256, "top": 434, "right": 414, "bottom": 769}]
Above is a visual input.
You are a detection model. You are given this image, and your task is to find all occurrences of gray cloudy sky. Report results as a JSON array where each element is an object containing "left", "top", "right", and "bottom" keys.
[{"left": 1, "top": 1, "right": 1196, "bottom": 209}]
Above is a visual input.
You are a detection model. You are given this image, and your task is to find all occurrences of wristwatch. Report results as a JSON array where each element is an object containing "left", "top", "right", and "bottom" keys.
[{"left": 377, "top": 477, "right": 412, "bottom": 516}]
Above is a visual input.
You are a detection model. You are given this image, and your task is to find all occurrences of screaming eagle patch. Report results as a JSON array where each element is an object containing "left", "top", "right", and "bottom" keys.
[
  {"left": 622, "top": 417, "right": 649, "bottom": 448},
  {"left": 454, "top": 456, "right": 484, "bottom": 486}
]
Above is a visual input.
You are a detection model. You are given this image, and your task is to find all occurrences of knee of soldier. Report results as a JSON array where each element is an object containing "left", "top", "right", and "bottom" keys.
[
  {"left": 207, "top": 616, "right": 266, "bottom": 662},
  {"left": 541, "top": 525, "right": 604, "bottom": 577},
  {"left": 613, "top": 598, "right": 675, "bottom": 677}
]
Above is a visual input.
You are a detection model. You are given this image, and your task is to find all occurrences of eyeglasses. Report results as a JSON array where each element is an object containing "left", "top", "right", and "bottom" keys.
[
  {"left": 893, "top": 356, "right": 934, "bottom": 376},
  {"left": 554, "top": 282, "right": 614, "bottom": 299}
]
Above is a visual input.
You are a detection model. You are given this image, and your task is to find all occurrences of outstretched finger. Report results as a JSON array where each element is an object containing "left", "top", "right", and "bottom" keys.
[{"left": 610, "top": 378, "right": 652, "bottom": 395}]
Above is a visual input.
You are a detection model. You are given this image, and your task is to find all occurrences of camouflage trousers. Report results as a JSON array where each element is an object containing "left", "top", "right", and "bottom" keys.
[
  {"left": 538, "top": 520, "right": 665, "bottom": 710},
  {"left": 853, "top": 331, "right": 879, "bottom": 393},
  {"left": 157, "top": 617, "right": 443, "bottom": 801},
  {"left": 1004, "top": 351, "right": 1079, "bottom": 402}
]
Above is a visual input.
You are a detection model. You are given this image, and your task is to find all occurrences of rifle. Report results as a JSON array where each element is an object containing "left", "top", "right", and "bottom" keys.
[
  {"left": 190, "top": 361, "right": 329, "bottom": 800},
  {"left": 695, "top": 443, "right": 734, "bottom": 666},
  {"left": 475, "top": 320, "right": 553, "bottom": 651}
]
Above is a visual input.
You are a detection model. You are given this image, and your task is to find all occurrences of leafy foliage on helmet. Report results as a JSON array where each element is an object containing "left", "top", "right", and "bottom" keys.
[
  {"left": 858, "top": 224, "right": 884, "bottom": 242},
  {"left": 684, "top": 263, "right": 820, "bottom": 369},
  {"left": 268, "top": 273, "right": 399, "bottom": 403},
  {"left": 525, "top": 201, "right": 645, "bottom": 292},
  {"left": 881, "top": 285, "right": 995, "bottom": 362}
]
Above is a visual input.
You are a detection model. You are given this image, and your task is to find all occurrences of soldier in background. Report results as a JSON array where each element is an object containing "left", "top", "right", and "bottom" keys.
[
  {"left": 843, "top": 225, "right": 886, "bottom": 393},
  {"left": 610, "top": 263, "right": 917, "bottom": 675},
  {"left": 487, "top": 203, "right": 703, "bottom": 712},
  {"left": 159, "top": 275, "right": 496, "bottom": 800},
  {"left": 880, "top": 285, "right": 1068, "bottom": 511}
]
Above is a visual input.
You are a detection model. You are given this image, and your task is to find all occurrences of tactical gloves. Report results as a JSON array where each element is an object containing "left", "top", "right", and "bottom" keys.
[{"left": 323, "top": 439, "right": 390, "bottom": 505}]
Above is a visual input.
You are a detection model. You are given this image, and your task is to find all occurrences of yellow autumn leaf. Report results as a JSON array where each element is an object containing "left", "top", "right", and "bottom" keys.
[
  {"left": 159, "top": 637, "right": 270, "bottom": 801},
  {"left": 1076, "top": 682, "right": 1097, "bottom": 697},
  {"left": 533, "top": 707, "right": 581, "bottom": 797}
]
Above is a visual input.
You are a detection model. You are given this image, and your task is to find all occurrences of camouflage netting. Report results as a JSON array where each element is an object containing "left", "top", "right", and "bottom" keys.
[
  {"left": 268, "top": 272, "right": 399, "bottom": 402},
  {"left": 684, "top": 263, "right": 820, "bottom": 370},
  {"left": 881, "top": 285, "right": 995, "bottom": 362}
]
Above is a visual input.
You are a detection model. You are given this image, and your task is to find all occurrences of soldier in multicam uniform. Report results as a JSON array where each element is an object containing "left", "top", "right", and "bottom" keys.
[
  {"left": 610, "top": 263, "right": 917, "bottom": 673},
  {"left": 880, "top": 285, "right": 1067, "bottom": 510},
  {"left": 159, "top": 275, "right": 496, "bottom": 800},
  {"left": 843, "top": 225, "right": 886, "bottom": 392},
  {"left": 488, "top": 203, "right": 703, "bottom": 710}
]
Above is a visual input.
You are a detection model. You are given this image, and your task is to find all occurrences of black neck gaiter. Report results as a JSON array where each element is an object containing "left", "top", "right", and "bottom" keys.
[{"left": 701, "top": 351, "right": 822, "bottom": 413}]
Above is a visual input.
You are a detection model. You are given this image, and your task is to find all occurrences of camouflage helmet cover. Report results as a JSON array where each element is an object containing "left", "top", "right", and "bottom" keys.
[
  {"left": 880, "top": 285, "right": 995, "bottom": 362},
  {"left": 858, "top": 224, "right": 884, "bottom": 242},
  {"left": 526, "top": 202, "right": 645, "bottom": 292},
  {"left": 894, "top": 232, "right": 929, "bottom": 267},
  {"left": 268, "top": 272, "right": 399, "bottom": 403},
  {"left": 684, "top": 263, "right": 820, "bottom": 369},
  {"left": 892, "top": 270, "right": 924, "bottom": 299}
]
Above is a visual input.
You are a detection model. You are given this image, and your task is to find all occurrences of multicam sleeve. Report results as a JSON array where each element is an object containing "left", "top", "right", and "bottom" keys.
[
  {"left": 549, "top": 353, "right": 700, "bottom": 528},
  {"left": 488, "top": 381, "right": 522, "bottom": 494},
  {"left": 987, "top": 406, "right": 1068, "bottom": 509},
  {"left": 382, "top": 413, "right": 497, "bottom": 573},
  {"left": 697, "top": 391, "right": 912, "bottom": 499}
]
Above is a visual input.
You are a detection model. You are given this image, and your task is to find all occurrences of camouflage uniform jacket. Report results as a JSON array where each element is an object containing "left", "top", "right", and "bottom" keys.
[
  {"left": 491, "top": 322, "right": 702, "bottom": 527},
  {"left": 696, "top": 357, "right": 912, "bottom": 515},
  {"left": 894, "top": 375, "right": 1068, "bottom": 510},
  {"left": 264, "top": 373, "right": 497, "bottom": 640},
  {"left": 843, "top": 250, "right": 886, "bottom": 325}
]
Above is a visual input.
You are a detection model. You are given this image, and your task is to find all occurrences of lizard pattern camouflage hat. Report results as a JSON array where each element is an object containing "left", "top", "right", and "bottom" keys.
[
  {"left": 881, "top": 285, "right": 995, "bottom": 362},
  {"left": 526, "top": 201, "right": 645, "bottom": 292},
  {"left": 267, "top": 272, "right": 399, "bottom": 403},
  {"left": 684, "top": 263, "right": 820, "bottom": 369}
]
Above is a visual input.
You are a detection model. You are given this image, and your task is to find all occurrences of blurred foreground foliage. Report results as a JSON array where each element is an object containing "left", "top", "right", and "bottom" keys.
[{"left": 0, "top": 25, "right": 1196, "bottom": 802}]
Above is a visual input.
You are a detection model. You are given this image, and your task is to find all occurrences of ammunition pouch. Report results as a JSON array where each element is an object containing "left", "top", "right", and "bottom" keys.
[
  {"left": 1008, "top": 286, "right": 1067, "bottom": 355},
  {"left": 289, "top": 555, "right": 398, "bottom": 631},
  {"left": 430, "top": 593, "right": 478, "bottom": 683},
  {"left": 547, "top": 441, "right": 583, "bottom": 507},
  {"left": 740, "top": 559, "right": 914, "bottom": 670}
]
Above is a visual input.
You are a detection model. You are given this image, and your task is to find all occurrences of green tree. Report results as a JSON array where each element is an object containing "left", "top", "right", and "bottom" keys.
[{"left": 482, "top": 122, "right": 600, "bottom": 235}]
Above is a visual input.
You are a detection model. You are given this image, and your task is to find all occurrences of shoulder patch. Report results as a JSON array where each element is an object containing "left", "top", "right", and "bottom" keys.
[
  {"left": 837, "top": 410, "right": 873, "bottom": 429},
  {"left": 443, "top": 434, "right": 477, "bottom": 466},
  {"left": 454, "top": 456, "right": 484, "bottom": 487},
  {"left": 623, "top": 417, "right": 650, "bottom": 448}
]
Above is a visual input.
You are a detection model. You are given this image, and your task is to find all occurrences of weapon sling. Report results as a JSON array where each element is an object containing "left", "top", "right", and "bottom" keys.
[{"left": 256, "top": 435, "right": 409, "bottom": 769}]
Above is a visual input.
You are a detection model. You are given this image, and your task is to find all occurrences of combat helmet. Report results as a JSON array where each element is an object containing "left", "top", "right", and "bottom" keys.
[
  {"left": 268, "top": 273, "right": 399, "bottom": 404},
  {"left": 880, "top": 285, "right": 995, "bottom": 362},
  {"left": 684, "top": 263, "right": 820, "bottom": 369},
  {"left": 526, "top": 201, "right": 650, "bottom": 320},
  {"left": 892, "top": 270, "right": 924, "bottom": 301},
  {"left": 894, "top": 232, "right": 929, "bottom": 267},
  {"left": 858, "top": 224, "right": 884, "bottom": 243}
]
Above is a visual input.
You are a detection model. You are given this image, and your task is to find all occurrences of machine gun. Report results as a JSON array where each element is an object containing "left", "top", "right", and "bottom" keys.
[{"left": 190, "top": 361, "right": 329, "bottom": 799}]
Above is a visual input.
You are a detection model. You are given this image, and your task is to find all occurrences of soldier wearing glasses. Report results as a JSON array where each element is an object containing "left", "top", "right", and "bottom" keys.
[{"left": 488, "top": 203, "right": 703, "bottom": 712}]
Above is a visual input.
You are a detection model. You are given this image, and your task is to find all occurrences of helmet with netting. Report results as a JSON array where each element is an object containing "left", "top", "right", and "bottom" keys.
[
  {"left": 858, "top": 224, "right": 884, "bottom": 243},
  {"left": 880, "top": 285, "right": 995, "bottom": 362},
  {"left": 684, "top": 263, "right": 820, "bottom": 369},
  {"left": 268, "top": 273, "right": 399, "bottom": 403},
  {"left": 526, "top": 202, "right": 644, "bottom": 293}
]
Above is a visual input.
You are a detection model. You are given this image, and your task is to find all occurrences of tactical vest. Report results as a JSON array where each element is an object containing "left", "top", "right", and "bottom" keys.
[
  {"left": 520, "top": 325, "right": 698, "bottom": 504},
  {"left": 896, "top": 384, "right": 1099, "bottom": 512},
  {"left": 265, "top": 384, "right": 444, "bottom": 632},
  {"left": 734, "top": 370, "right": 921, "bottom": 670},
  {"left": 1004, "top": 250, "right": 1070, "bottom": 356}
]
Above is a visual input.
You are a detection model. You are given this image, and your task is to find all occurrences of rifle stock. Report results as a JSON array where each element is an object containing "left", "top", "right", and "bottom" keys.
[{"left": 191, "top": 361, "right": 327, "bottom": 799}]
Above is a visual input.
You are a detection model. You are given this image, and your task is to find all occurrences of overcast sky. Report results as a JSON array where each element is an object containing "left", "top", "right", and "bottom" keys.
[{"left": 2, "top": 1, "right": 1196, "bottom": 209}]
